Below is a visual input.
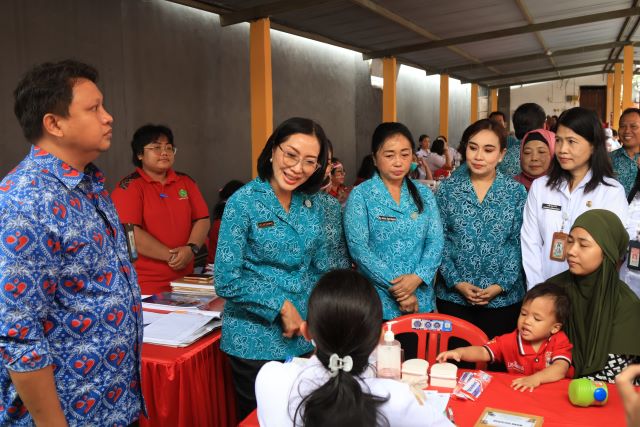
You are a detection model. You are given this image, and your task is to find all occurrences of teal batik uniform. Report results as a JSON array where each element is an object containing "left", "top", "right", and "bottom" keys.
[
  {"left": 610, "top": 148, "right": 637, "bottom": 197},
  {"left": 436, "top": 168, "right": 527, "bottom": 308},
  {"left": 214, "top": 178, "right": 350, "bottom": 360},
  {"left": 344, "top": 173, "right": 444, "bottom": 319},
  {"left": 497, "top": 135, "right": 521, "bottom": 177}
]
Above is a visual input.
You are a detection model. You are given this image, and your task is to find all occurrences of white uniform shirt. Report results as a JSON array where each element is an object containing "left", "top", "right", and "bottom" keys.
[
  {"left": 521, "top": 172, "right": 628, "bottom": 289},
  {"left": 620, "top": 194, "right": 640, "bottom": 298},
  {"left": 255, "top": 356, "right": 453, "bottom": 427}
]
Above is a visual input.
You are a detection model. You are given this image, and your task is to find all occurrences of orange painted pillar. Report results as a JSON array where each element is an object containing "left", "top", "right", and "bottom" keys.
[
  {"left": 489, "top": 88, "right": 498, "bottom": 113},
  {"left": 470, "top": 83, "right": 479, "bottom": 123},
  {"left": 250, "top": 18, "right": 273, "bottom": 178},
  {"left": 439, "top": 74, "right": 449, "bottom": 140},
  {"left": 606, "top": 72, "right": 614, "bottom": 126},
  {"left": 382, "top": 57, "right": 397, "bottom": 122},
  {"left": 613, "top": 63, "right": 622, "bottom": 129},
  {"left": 622, "top": 44, "right": 634, "bottom": 111}
]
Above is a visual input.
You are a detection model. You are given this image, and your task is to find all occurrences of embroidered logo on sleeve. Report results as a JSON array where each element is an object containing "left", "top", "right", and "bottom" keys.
[{"left": 178, "top": 189, "right": 188, "bottom": 199}]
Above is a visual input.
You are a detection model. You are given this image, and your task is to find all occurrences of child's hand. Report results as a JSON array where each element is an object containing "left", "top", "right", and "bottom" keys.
[
  {"left": 436, "top": 350, "right": 461, "bottom": 363},
  {"left": 511, "top": 375, "right": 541, "bottom": 392}
]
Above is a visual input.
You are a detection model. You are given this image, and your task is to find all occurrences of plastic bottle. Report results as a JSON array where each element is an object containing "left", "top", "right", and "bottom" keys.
[
  {"left": 568, "top": 378, "right": 609, "bottom": 407},
  {"left": 377, "top": 323, "right": 401, "bottom": 380}
]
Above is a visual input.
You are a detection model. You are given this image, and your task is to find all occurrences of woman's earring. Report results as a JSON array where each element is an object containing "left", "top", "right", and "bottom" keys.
[{"left": 269, "top": 157, "right": 272, "bottom": 163}]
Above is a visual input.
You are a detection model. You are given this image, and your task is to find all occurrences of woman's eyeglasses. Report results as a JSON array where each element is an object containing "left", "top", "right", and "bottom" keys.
[
  {"left": 144, "top": 145, "right": 177, "bottom": 155},
  {"left": 278, "top": 145, "right": 320, "bottom": 173}
]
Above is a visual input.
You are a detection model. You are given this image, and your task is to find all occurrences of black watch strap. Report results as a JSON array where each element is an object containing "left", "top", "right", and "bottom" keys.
[{"left": 187, "top": 243, "right": 199, "bottom": 255}]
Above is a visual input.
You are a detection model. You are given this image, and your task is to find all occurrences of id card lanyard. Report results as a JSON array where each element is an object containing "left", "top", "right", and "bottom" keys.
[
  {"left": 627, "top": 229, "right": 640, "bottom": 271},
  {"left": 550, "top": 211, "right": 570, "bottom": 262}
]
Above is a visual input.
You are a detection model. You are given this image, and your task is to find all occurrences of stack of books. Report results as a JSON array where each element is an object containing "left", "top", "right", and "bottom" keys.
[
  {"left": 142, "top": 292, "right": 223, "bottom": 317},
  {"left": 170, "top": 273, "right": 215, "bottom": 296},
  {"left": 143, "top": 311, "right": 222, "bottom": 347}
]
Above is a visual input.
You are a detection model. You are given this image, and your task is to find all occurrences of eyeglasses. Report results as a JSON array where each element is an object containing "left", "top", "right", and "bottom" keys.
[
  {"left": 278, "top": 145, "right": 320, "bottom": 173},
  {"left": 144, "top": 145, "right": 177, "bottom": 155}
]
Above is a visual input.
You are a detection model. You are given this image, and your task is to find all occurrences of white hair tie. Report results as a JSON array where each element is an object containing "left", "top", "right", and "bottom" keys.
[{"left": 328, "top": 353, "right": 353, "bottom": 377}]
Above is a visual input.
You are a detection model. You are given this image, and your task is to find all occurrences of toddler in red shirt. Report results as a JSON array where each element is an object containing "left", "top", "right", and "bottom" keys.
[{"left": 437, "top": 282, "right": 573, "bottom": 392}]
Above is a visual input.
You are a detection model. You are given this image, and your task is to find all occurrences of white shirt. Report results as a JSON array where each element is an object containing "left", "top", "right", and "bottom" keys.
[
  {"left": 521, "top": 172, "right": 628, "bottom": 289},
  {"left": 620, "top": 193, "right": 640, "bottom": 298},
  {"left": 255, "top": 356, "right": 453, "bottom": 427}
]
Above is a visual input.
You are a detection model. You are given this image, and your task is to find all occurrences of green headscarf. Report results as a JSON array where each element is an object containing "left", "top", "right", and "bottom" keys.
[{"left": 547, "top": 209, "right": 640, "bottom": 377}]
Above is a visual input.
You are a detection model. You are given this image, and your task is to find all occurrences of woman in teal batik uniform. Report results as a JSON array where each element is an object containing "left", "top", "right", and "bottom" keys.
[
  {"left": 214, "top": 117, "right": 350, "bottom": 420},
  {"left": 344, "top": 122, "right": 443, "bottom": 321},
  {"left": 436, "top": 119, "right": 527, "bottom": 340}
]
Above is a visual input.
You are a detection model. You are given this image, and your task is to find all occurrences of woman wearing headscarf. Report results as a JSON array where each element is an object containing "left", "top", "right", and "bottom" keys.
[
  {"left": 547, "top": 209, "right": 640, "bottom": 382},
  {"left": 513, "top": 129, "right": 555, "bottom": 191}
]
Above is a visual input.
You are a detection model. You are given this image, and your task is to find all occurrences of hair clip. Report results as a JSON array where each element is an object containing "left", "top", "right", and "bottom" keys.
[{"left": 328, "top": 353, "right": 353, "bottom": 377}]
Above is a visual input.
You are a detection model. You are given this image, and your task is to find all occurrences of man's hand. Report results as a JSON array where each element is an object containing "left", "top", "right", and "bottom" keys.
[{"left": 167, "top": 246, "right": 194, "bottom": 270}]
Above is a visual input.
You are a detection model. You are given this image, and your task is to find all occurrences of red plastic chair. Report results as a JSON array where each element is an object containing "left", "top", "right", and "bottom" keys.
[
  {"left": 384, "top": 313, "right": 489, "bottom": 369},
  {"left": 238, "top": 409, "right": 259, "bottom": 427}
]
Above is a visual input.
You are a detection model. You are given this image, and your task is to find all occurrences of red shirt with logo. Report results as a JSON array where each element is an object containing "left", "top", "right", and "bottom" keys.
[
  {"left": 112, "top": 167, "right": 209, "bottom": 293},
  {"left": 484, "top": 330, "right": 574, "bottom": 377}
]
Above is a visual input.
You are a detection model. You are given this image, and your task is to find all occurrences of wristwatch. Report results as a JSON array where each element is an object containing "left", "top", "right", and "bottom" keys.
[{"left": 187, "top": 243, "right": 199, "bottom": 256}]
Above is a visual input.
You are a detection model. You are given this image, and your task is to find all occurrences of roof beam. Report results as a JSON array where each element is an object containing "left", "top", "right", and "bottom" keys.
[
  {"left": 364, "top": 7, "right": 640, "bottom": 59},
  {"left": 475, "top": 59, "right": 623, "bottom": 84},
  {"left": 220, "top": 0, "right": 335, "bottom": 27},
  {"left": 445, "top": 41, "right": 634, "bottom": 73},
  {"left": 488, "top": 71, "right": 612, "bottom": 89},
  {"left": 349, "top": 0, "right": 503, "bottom": 75},
  {"left": 514, "top": 0, "right": 558, "bottom": 75}
]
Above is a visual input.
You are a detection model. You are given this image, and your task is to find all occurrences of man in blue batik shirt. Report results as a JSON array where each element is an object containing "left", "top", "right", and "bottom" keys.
[{"left": 0, "top": 61, "right": 144, "bottom": 426}]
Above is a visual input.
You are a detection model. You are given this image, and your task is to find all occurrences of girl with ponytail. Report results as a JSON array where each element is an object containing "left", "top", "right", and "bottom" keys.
[
  {"left": 343, "top": 122, "right": 444, "bottom": 320},
  {"left": 255, "top": 269, "right": 454, "bottom": 427}
]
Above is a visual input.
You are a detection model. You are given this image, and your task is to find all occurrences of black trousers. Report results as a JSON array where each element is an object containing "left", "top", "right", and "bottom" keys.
[{"left": 227, "top": 355, "right": 273, "bottom": 422}]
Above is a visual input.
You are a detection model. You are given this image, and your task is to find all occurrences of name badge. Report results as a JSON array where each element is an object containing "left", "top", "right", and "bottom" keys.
[
  {"left": 549, "top": 231, "right": 569, "bottom": 261},
  {"left": 377, "top": 215, "right": 397, "bottom": 222},
  {"left": 257, "top": 221, "right": 275, "bottom": 228},
  {"left": 542, "top": 203, "right": 561, "bottom": 211},
  {"left": 627, "top": 240, "right": 640, "bottom": 271}
]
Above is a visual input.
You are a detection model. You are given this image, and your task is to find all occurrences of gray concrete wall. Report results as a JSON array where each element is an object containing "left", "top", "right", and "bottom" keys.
[{"left": 1, "top": 0, "right": 470, "bottom": 205}]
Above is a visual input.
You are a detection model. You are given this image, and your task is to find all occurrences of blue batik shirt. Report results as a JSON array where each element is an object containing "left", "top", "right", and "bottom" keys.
[
  {"left": 610, "top": 148, "right": 638, "bottom": 198},
  {"left": 0, "top": 146, "right": 144, "bottom": 426},
  {"left": 436, "top": 168, "right": 527, "bottom": 308},
  {"left": 214, "top": 178, "right": 350, "bottom": 360},
  {"left": 497, "top": 135, "right": 521, "bottom": 177},
  {"left": 344, "top": 173, "right": 444, "bottom": 319}
]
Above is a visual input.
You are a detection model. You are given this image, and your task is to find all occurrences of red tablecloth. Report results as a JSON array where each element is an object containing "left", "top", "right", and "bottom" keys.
[
  {"left": 140, "top": 330, "right": 236, "bottom": 427},
  {"left": 239, "top": 371, "right": 628, "bottom": 427},
  {"left": 446, "top": 372, "right": 627, "bottom": 427}
]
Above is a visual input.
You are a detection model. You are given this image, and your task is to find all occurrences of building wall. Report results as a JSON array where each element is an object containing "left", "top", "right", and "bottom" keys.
[
  {"left": 509, "top": 75, "right": 609, "bottom": 125},
  {"left": 1, "top": 0, "right": 470, "bottom": 205}
]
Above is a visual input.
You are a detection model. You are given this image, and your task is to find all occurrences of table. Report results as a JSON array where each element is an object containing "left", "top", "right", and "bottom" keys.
[
  {"left": 238, "top": 371, "right": 628, "bottom": 427},
  {"left": 140, "top": 330, "right": 237, "bottom": 427},
  {"left": 445, "top": 372, "right": 626, "bottom": 427}
]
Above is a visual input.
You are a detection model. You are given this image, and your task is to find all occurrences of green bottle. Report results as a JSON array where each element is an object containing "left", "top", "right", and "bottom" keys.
[{"left": 568, "top": 378, "right": 609, "bottom": 407}]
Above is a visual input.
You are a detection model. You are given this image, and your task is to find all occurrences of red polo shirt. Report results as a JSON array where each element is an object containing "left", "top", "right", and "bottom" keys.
[
  {"left": 112, "top": 167, "right": 209, "bottom": 294},
  {"left": 484, "top": 330, "right": 574, "bottom": 378}
]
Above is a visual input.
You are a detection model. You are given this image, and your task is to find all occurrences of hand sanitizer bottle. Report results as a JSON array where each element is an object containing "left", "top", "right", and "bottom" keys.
[{"left": 377, "top": 323, "right": 401, "bottom": 380}]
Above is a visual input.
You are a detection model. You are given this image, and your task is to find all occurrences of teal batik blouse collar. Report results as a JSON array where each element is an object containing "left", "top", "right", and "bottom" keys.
[{"left": 371, "top": 172, "right": 413, "bottom": 214}]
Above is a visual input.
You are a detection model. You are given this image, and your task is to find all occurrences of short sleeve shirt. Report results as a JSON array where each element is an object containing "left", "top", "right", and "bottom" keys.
[
  {"left": 111, "top": 168, "right": 209, "bottom": 293},
  {"left": 484, "top": 330, "right": 573, "bottom": 377}
]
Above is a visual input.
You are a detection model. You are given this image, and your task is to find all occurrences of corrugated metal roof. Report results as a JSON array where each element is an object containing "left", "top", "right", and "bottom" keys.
[{"left": 194, "top": 0, "right": 640, "bottom": 87}]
